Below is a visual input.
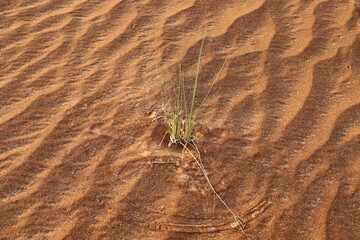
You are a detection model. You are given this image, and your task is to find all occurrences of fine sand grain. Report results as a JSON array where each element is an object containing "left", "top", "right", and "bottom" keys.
[{"left": 1, "top": 1, "right": 360, "bottom": 239}]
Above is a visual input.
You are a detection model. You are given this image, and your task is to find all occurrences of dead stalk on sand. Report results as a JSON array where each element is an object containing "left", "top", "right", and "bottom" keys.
[
  {"left": 159, "top": 37, "right": 251, "bottom": 239},
  {"left": 180, "top": 143, "right": 251, "bottom": 240}
]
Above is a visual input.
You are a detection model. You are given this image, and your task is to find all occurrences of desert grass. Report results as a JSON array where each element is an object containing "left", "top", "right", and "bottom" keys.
[
  {"left": 159, "top": 38, "right": 251, "bottom": 239},
  {"left": 160, "top": 38, "right": 227, "bottom": 145}
]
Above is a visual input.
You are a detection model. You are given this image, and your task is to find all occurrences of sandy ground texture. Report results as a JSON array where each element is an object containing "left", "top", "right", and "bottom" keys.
[{"left": 1, "top": 0, "right": 360, "bottom": 239}]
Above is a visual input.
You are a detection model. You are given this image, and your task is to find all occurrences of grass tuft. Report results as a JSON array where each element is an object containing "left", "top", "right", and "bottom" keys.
[
  {"left": 160, "top": 37, "right": 226, "bottom": 146},
  {"left": 158, "top": 38, "right": 251, "bottom": 239}
]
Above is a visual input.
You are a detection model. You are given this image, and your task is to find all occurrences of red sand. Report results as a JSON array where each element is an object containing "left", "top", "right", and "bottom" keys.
[{"left": 1, "top": 1, "right": 360, "bottom": 239}]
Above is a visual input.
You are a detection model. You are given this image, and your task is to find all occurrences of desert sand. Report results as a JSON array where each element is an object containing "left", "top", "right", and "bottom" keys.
[{"left": 1, "top": 0, "right": 360, "bottom": 239}]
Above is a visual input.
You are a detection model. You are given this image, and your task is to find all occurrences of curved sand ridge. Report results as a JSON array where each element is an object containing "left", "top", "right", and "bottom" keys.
[{"left": 1, "top": 0, "right": 360, "bottom": 239}]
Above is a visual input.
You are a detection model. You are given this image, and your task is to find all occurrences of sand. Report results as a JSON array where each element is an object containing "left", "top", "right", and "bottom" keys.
[{"left": 1, "top": 0, "right": 360, "bottom": 239}]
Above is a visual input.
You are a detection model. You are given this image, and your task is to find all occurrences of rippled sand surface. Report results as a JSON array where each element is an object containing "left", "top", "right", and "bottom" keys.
[{"left": 1, "top": 1, "right": 360, "bottom": 239}]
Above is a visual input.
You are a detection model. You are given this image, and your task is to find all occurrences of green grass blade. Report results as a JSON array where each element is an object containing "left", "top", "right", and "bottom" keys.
[
  {"left": 196, "top": 53, "right": 229, "bottom": 115},
  {"left": 189, "top": 37, "right": 205, "bottom": 119},
  {"left": 180, "top": 66, "right": 187, "bottom": 117}
]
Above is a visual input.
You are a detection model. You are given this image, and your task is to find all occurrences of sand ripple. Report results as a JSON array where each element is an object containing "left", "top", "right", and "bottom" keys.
[{"left": 1, "top": 0, "right": 360, "bottom": 239}]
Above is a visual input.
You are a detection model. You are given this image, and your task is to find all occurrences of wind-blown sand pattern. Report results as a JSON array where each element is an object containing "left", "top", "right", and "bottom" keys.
[{"left": 1, "top": 0, "right": 360, "bottom": 239}]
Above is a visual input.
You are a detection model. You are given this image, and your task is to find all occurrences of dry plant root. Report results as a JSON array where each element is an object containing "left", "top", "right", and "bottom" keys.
[{"left": 179, "top": 142, "right": 252, "bottom": 240}]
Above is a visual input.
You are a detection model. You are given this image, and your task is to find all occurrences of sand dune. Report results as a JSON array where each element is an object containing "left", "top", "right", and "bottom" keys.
[{"left": 1, "top": 0, "right": 360, "bottom": 239}]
